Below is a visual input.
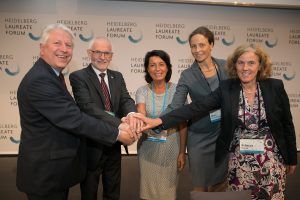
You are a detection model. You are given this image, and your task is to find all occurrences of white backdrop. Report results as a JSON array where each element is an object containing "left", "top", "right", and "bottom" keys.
[{"left": 0, "top": 0, "right": 299, "bottom": 154}]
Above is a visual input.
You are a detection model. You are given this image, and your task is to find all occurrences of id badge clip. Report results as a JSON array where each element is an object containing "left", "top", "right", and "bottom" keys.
[
  {"left": 210, "top": 109, "right": 221, "bottom": 123},
  {"left": 105, "top": 111, "right": 115, "bottom": 116},
  {"left": 147, "top": 136, "right": 167, "bottom": 143},
  {"left": 147, "top": 130, "right": 167, "bottom": 143}
]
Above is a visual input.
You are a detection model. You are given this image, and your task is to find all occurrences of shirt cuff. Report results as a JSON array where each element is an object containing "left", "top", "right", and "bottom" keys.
[{"left": 116, "top": 125, "right": 121, "bottom": 141}]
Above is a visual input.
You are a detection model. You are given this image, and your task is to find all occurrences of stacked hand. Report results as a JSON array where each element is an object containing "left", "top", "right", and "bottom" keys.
[
  {"left": 117, "top": 113, "right": 163, "bottom": 145},
  {"left": 117, "top": 122, "right": 137, "bottom": 145},
  {"left": 117, "top": 113, "right": 146, "bottom": 145},
  {"left": 131, "top": 113, "right": 163, "bottom": 131}
]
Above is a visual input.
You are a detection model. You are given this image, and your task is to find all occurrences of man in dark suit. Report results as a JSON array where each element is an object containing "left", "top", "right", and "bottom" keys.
[
  {"left": 17, "top": 24, "right": 136, "bottom": 200},
  {"left": 69, "top": 36, "right": 141, "bottom": 200}
]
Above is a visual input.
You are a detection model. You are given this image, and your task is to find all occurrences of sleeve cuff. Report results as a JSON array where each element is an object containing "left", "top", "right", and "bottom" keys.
[{"left": 152, "top": 124, "right": 166, "bottom": 134}]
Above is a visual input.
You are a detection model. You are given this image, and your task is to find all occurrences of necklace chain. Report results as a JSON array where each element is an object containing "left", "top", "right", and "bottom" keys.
[{"left": 242, "top": 87, "right": 256, "bottom": 94}]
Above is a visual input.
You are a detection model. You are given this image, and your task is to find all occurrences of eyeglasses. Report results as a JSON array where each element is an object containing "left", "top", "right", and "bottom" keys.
[{"left": 90, "top": 50, "right": 113, "bottom": 58}]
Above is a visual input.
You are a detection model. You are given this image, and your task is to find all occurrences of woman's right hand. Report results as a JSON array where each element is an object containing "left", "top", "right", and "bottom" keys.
[{"left": 132, "top": 113, "right": 163, "bottom": 131}]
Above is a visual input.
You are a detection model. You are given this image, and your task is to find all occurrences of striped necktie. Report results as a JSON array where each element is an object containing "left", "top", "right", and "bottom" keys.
[{"left": 99, "top": 73, "right": 112, "bottom": 111}]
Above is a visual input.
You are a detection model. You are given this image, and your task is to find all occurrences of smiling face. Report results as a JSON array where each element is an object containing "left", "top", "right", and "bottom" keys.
[
  {"left": 147, "top": 56, "right": 168, "bottom": 82},
  {"left": 190, "top": 34, "right": 213, "bottom": 63},
  {"left": 40, "top": 28, "right": 73, "bottom": 71},
  {"left": 88, "top": 38, "right": 113, "bottom": 72},
  {"left": 236, "top": 50, "right": 260, "bottom": 85}
]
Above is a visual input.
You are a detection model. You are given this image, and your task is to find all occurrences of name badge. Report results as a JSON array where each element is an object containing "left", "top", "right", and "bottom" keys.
[
  {"left": 147, "top": 130, "right": 167, "bottom": 143},
  {"left": 210, "top": 109, "right": 221, "bottom": 123},
  {"left": 147, "top": 136, "right": 167, "bottom": 143},
  {"left": 105, "top": 111, "right": 115, "bottom": 116},
  {"left": 240, "top": 139, "right": 265, "bottom": 154}
]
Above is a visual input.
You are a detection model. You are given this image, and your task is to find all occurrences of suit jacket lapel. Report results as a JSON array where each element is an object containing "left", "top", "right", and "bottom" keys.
[
  {"left": 230, "top": 80, "right": 241, "bottom": 126},
  {"left": 259, "top": 80, "right": 273, "bottom": 123},
  {"left": 41, "top": 58, "right": 74, "bottom": 100},
  {"left": 190, "top": 61, "right": 212, "bottom": 94},
  {"left": 107, "top": 70, "right": 116, "bottom": 111},
  {"left": 86, "top": 65, "right": 107, "bottom": 107}
]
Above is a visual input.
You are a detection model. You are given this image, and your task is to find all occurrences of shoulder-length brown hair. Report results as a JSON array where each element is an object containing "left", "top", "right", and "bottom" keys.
[
  {"left": 226, "top": 44, "right": 272, "bottom": 80},
  {"left": 144, "top": 50, "right": 172, "bottom": 83}
]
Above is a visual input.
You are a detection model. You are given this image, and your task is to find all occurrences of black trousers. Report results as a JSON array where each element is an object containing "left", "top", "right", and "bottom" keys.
[
  {"left": 80, "top": 145, "right": 121, "bottom": 200},
  {"left": 27, "top": 190, "right": 69, "bottom": 200}
]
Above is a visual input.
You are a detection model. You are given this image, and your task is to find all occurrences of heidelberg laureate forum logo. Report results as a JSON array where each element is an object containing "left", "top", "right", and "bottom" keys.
[
  {"left": 3, "top": 17, "right": 37, "bottom": 76},
  {"left": 0, "top": 54, "right": 20, "bottom": 76},
  {"left": 205, "top": 24, "right": 235, "bottom": 47},
  {"left": 56, "top": 19, "right": 93, "bottom": 42},
  {"left": 168, "top": 24, "right": 235, "bottom": 46},
  {"left": 28, "top": 19, "right": 94, "bottom": 42},
  {"left": 272, "top": 60, "right": 299, "bottom": 109},
  {"left": 130, "top": 56, "right": 144, "bottom": 74},
  {"left": 155, "top": 23, "right": 188, "bottom": 45},
  {"left": 289, "top": 28, "right": 300, "bottom": 46},
  {"left": 0, "top": 89, "right": 21, "bottom": 144},
  {"left": 0, "top": 55, "right": 20, "bottom": 144},
  {"left": 284, "top": 28, "right": 299, "bottom": 109},
  {"left": 246, "top": 26, "right": 278, "bottom": 48},
  {"left": 4, "top": 17, "right": 37, "bottom": 37},
  {"left": 176, "top": 58, "right": 193, "bottom": 74},
  {"left": 272, "top": 60, "right": 296, "bottom": 81},
  {"left": 0, "top": 123, "right": 20, "bottom": 144},
  {"left": 106, "top": 21, "right": 142, "bottom": 43}
]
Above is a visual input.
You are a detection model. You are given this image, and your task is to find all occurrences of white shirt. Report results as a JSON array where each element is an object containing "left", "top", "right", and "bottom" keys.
[{"left": 91, "top": 65, "right": 111, "bottom": 96}]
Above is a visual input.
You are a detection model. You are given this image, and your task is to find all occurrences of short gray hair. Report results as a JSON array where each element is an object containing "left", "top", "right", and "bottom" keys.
[
  {"left": 88, "top": 36, "right": 112, "bottom": 49},
  {"left": 40, "top": 23, "right": 74, "bottom": 45}
]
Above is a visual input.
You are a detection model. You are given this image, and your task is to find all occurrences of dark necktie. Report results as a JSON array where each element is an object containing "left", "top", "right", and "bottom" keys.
[
  {"left": 59, "top": 73, "right": 67, "bottom": 90},
  {"left": 100, "top": 73, "right": 129, "bottom": 155},
  {"left": 99, "top": 73, "right": 112, "bottom": 111}
]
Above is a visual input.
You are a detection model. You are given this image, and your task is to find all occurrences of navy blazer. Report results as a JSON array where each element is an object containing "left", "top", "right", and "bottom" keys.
[
  {"left": 17, "top": 58, "right": 119, "bottom": 196},
  {"left": 69, "top": 64, "right": 136, "bottom": 169},
  {"left": 160, "top": 78, "right": 297, "bottom": 166}
]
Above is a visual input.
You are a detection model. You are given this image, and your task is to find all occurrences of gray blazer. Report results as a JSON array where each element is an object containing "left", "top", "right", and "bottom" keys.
[{"left": 167, "top": 57, "right": 227, "bottom": 133}]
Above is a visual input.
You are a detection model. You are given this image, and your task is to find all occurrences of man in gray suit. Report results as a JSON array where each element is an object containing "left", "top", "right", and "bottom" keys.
[
  {"left": 70, "top": 37, "right": 141, "bottom": 200},
  {"left": 17, "top": 24, "right": 136, "bottom": 200}
]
